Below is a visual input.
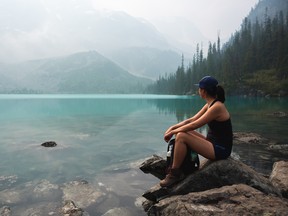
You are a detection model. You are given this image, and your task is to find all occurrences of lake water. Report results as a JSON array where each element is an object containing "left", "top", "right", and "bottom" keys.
[{"left": 0, "top": 94, "right": 287, "bottom": 215}]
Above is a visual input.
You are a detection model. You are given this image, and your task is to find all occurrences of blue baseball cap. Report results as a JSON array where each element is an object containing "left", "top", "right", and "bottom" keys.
[{"left": 195, "top": 76, "right": 218, "bottom": 89}]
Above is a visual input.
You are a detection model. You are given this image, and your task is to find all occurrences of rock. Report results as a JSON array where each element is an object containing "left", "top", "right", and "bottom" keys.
[
  {"left": 0, "top": 188, "right": 22, "bottom": 204},
  {"left": 233, "top": 132, "right": 269, "bottom": 144},
  {"left": 0, "top": 206, "right": 11, "bottom": 216},
  {"left": 14, "top": 202, "right": 60, "bottom": 216},
  {"left": 149, "top": 184, "right": 288, "bottom": 216},
  {"left": 0, "top": 179, "right": 63, "bottom": 216},
  {"left": 142, "top": 157, "right": 280, "bottom": 202},
  {"left": 139, "top": 155, "right": 166, "bottom": 180},
  {"left": 267, "top": 143, "right": 288, "bottom": 154},
  {"left": 270, "top": 161, "right": 288, "bottom": 198},
  {"left": 33, "top": 179, "right": 59, "bottom": 199},
  {"left": 140, "top": 153, "right": 288, "bottom": 215},
  {"left": 267, "top": 111, "right": 287, "bottom": 117},
  {"left": 62, "top": 180, "right": 104, "bottom": 208},
  {"left": 233, "top": 132, "right": 288, "bottom": 157},
  {"left": 41, "top": 141, "right": 57, "bottom": 147},
  {"left": 0, "top": 175, "right": 18, "bottom": 189},
  {"left": 101, "top": 207, "right": 134, "bottom": 216},
  {"left": 62, "top": 200, "right": 85, "bottom": 216}
]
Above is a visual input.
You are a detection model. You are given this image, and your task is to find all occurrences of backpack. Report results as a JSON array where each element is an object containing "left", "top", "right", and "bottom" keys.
[{"left": 166, "top": 139, "right": 200, "bottom": 175}]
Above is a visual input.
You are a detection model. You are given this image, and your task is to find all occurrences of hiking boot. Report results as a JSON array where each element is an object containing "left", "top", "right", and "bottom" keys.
[{"left": 160, "top": 168, "right": 184, "bottom": 187}]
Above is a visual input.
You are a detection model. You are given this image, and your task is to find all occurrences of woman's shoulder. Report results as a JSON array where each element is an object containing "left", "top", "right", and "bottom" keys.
[
  {"left": 213, "top": 101, "right": 230, "bottom": 120},
  {"left": 210, "top": 100, "right": 229, "bottom": 113},
  {"left": 211, "top": 100, "right": 224, "bottom": 108}
]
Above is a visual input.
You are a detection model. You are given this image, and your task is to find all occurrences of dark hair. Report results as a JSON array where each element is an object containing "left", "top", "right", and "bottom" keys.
[{"left": 205, "top": 85, "right": 225, "bottom": 103}]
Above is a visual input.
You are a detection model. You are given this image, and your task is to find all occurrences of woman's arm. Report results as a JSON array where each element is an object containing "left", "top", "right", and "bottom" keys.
[
  {"left": 166, "top": 103, "right": 222, "bottom": 138},
  {"left": 164, "top": 104, "right": 208, "bottom": 141}
]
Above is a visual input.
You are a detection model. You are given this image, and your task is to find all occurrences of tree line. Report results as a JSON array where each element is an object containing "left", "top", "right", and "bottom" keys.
[{"left": 147, "top": 7, "right": 288, "bottom": 96}]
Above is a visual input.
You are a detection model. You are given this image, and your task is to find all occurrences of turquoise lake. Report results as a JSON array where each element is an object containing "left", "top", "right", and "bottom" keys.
[{"left": 0, "top": 94, "right": 287, "bottom": 215}]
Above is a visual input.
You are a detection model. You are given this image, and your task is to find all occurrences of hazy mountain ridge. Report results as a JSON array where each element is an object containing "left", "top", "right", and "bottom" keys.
[
  {"left": 109, "top": 47, "right": 182, "bottom": 79},
  {"left": 0, "top": 51, "right": 152, "bottom": 93},
  {"left": 0, "top": 1, "right": 204, "bottom": 80},
  {"left": 0, "top": 4, "right": 175, "bottom": 63},
  {"left": 247, "top": 0, "right": 288, "bottom": 24}
]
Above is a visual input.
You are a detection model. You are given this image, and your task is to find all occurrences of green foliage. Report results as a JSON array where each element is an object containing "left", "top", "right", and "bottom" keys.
[
  {"left": 244, "top": 69, "right": 282, "bottom": 94},
  {"left": 148, "top": 0, "right": 288, "bottom": 96}
]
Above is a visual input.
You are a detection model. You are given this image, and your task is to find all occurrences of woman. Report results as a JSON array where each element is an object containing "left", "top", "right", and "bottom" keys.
[{"left": 160, "top": 76, "right": 233, "bottom": 187}]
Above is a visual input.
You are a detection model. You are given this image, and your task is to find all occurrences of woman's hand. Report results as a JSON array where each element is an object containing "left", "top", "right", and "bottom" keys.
[{"left": 164, "top": 131, "right": 173, "bottom": 142}]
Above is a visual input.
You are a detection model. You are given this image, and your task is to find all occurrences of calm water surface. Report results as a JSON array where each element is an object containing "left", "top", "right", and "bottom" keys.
[{"left": 0, "top": 94, "right": 287, "bottom": 215}]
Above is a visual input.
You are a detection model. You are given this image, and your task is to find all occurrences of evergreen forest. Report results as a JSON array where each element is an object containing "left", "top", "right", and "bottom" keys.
[{"left": 147, "top": 1, "right": 288, "bottom": 96}]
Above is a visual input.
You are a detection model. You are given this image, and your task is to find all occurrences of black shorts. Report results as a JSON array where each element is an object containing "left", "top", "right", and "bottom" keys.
[{"left": 213, "top": 143, "right": 231, "bottom": 160}]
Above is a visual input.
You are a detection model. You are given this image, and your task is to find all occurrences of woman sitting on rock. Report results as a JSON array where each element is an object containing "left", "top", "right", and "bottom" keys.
[{"left": 160, "top": 76, "right": 233, "bottom": 187}]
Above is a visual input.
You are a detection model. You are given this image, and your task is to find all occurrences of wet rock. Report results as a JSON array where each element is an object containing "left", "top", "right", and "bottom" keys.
[
  {"left": 33, "top": 179, "right": 59, "bottom": 199},
  {"left": 233, "top": 132, "right": 269, "bottom": 144},
  {"left": 267, "top": 143, "right": 288, "bottom": 154},
  {"left": 62, "top": 200, "right": 85, "bottom": 216},
  {"left": 41, "top": 141, "right": 57, "bottom": 147},
  {"left": 0, "top": 188, "right": 22, "bottom": 204},
  {"left": 14, "top": 202, "right": 60, "bottom": 216},
  {"left": 267, "top": 111, "right": 287, "bottom": 117},
  {"left": 0, "top": 179, "right": 61, "bottom": 206},
  {"left": 62, "top": 180, "right": 104, "bottom": 208},
  {"left": 233, "top": 132, "right": 288, "bottom": 156},
  {"left": 270, "top": 161, "right": 288, "bottom": 198},
  {"left": 101, "top": 207, "right": 135, "bottom": 216},
  {"left": 0, "top": 206, "right": 11, "bottom": 216},
  {"left": 0, "top": 175, "right": 18, "bottom": 189}
]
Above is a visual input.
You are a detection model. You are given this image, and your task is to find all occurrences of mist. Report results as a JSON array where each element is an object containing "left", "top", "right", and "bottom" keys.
[{"left": 0, "top": 0, "right": 258, "bottom": 63}]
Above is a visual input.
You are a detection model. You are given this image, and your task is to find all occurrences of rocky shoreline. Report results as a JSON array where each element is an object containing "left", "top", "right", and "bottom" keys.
[
  {"left": 0, "top": 170, "right": 150, "bottom": 216},
  {"left": 1, "top": 132, "right": 287, "bottom": 215},
  {"left": 139, "top": 132, "right": 288, "bottom": 215}
]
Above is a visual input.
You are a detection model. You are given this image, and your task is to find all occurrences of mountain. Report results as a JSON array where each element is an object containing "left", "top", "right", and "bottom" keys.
[
  {"left": 247, "top": 0, "right": 288, "bottom": 24},
  {"left": 151, "top": 17, "right": 208, "bottom": 56},
  {"left": 0, "top": 2, "right": 173, "bottom": 63},
  {"left": 0, "top": 51, "right": 152, "bottom": 93},
  {"left": 0, "top": 1, "right": 207, "bottom": 80},
  {"left": 109, "top": 47, "right": 182, "bottom": 80}
]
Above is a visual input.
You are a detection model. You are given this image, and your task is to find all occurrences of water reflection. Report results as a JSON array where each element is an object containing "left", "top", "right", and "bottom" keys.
[{"left": 147, "top": 96, "right": 203, "bottom": 121}]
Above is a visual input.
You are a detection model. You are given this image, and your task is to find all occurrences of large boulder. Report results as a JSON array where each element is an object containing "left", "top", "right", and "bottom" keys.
[
  {"left": 149, "top": 184, "right": 288, "bottom": 216},
  {"left": 140, "top": 156, "right": 288, "bottom": 215},
  {"left": 140, "top": 157, "right": 281, "bottom": 202},
  {"left": 270, "top": 161, "right": 288, "bottom": 198}
]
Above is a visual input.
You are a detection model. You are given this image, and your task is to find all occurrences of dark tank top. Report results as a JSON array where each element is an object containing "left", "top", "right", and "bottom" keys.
[{"left": 206, "top": 100, "right": 233, "bottom": 148}]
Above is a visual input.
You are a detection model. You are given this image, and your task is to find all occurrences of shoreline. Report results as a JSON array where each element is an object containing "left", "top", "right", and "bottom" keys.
[{"left": 1, "top": 132, "right": 287, "bottom": 215}]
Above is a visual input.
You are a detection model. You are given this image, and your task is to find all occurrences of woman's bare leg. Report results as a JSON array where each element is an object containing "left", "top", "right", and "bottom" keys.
[
  {"left": 160, "top": 131, "right": 215, "bottom": 187},
  {"left": 172, "top": 132, "right": 215, "bottom": 169},
  {"left": 188, "top": 130, "right": 206, "bottom": 139}
]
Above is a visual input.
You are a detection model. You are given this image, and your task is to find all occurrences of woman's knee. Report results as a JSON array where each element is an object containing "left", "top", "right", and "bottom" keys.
[{"left": 175, "top": 132, "right": 191, "bottom": 143}]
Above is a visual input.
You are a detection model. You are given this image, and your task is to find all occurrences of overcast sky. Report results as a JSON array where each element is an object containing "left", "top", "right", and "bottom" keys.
[
  {"left": 0, "top": 0, "right": 260, "bottom": 63},
  {"left": 92, "top": 0, "right": 259, "bottom": 40}
]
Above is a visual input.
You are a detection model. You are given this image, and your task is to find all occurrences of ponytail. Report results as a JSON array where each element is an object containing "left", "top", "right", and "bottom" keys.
[{"left": 216, "top": 85, "right": 225, "bottom": 103}]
